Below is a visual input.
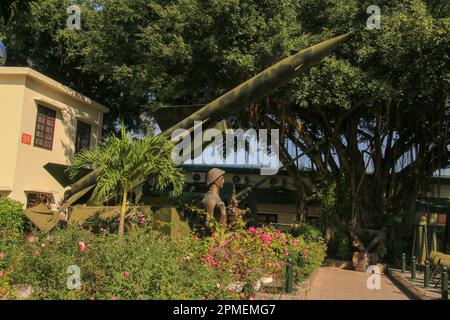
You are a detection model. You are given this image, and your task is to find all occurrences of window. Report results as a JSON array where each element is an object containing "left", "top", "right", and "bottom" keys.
[
  {"left": 258, "top": 213, "right": 278, "bottom": 225},
  {"left": 34, "top": 105, "right": 56, "bottom": 150},
  {"left": 75, "top": 120, "right": 91, "bottom": 153},
  {"left": 26, "top": 192, "right": 54, "bottom": 209}
]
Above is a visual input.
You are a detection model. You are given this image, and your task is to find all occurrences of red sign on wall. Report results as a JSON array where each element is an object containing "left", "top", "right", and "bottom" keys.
[{"left": 21, "top": 133, "right": 32, "bottom": 145}]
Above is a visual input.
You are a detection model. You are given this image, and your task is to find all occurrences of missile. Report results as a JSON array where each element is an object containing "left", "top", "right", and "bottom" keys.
[
  {"left": 67, "top": 33, "right": 350, "bottom": 199},
  {"left": 164, "top": 33, "right": 350, "bottom": 138}
]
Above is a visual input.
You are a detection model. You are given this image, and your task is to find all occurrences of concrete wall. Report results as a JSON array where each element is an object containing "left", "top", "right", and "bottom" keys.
[{"left": 0, "top": 67, "right": 108, "bottom": 206}]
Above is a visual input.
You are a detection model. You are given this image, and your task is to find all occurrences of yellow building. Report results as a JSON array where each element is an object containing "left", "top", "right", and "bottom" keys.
[{"left": 0, "top": 67, "right": 108, "bottom": 206}]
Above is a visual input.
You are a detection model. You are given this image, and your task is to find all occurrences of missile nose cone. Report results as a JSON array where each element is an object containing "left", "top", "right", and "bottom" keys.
[
  {"left": 293, "top": 33, "right": 351, "bottom": 69},
  {"left": 295, "top": 32, "right": 351, "bottom": 65}
]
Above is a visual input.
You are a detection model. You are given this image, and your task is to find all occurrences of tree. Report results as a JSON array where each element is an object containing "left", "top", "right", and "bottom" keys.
[
  {"left": 68, "top": 124, "right": 185, "bottom": 240},
  {"left": 3, "top": 0, "right": 448, "bottom": 230},
  {"left": 0, "top": 0, "right": 37, "bottom": 25}
]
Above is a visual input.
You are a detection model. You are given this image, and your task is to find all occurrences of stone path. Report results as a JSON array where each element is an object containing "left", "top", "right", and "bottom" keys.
[{"left": 306, "top": 267, "right": 409, "bottom": 300}]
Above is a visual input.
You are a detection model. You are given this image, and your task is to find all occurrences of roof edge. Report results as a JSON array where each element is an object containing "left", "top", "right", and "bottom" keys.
[{"left": 0, "top": 67, "right": 109, "bottom": 113}]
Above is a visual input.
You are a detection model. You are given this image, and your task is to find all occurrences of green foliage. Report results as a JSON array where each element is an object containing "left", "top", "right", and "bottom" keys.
[
  {"left": 200, "top": 226, "right": 300, "bottom": 284},
  {"left": 290, "top": 223, "right": 323, "bottom": 242},
  {"left": 0, "top": 198, "right": 25, "bottom": 299},
  {"left": 68, "top": 123, "right": 184, "bottom": 204},
  {"left": 327, "top": 227, "right": 353, "bottom": 261},
  {"left": 383, "top": 215, "right": 413, "bottom": 265},
  {"left": 0, "top": 0, "right": 38, "bottom": 25},
  {"left": 292, "top": 237, "right": 327, "bottom": 283},
  {"left": 355, "top": 230, "right": 387, "bottom": 261},
  {"left": 0, "top": 198, "right": 25, "bottom": 237},
  {"left": 306, "top": 177, "right": 353, "bottom": 225},
  {"left": 6, "top": 226, "right": 237, "bottom": 300},
  {"left": 0, "top": 202, "right": 327, "bottom": 299}
]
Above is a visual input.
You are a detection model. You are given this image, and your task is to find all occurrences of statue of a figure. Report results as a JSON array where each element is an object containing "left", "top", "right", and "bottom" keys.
[{"left": 201, "top": 168, "right": 227, "bottom": 225}]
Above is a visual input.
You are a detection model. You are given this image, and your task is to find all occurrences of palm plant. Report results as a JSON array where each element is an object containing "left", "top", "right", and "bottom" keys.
[{"left": 68, "top": 124, "right": 185, "bottom": 240}]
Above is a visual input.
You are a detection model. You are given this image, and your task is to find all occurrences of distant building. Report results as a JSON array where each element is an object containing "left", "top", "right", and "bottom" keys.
[
  {"left": 0, "top": 67, "right": 109, "bottom": 206},
  {"left": 143, "top": 164, "right": 324, "bottom": 230}
]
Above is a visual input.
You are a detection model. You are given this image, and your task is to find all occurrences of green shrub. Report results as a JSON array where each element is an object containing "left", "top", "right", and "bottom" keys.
[
  {"left": 292, "top": 237, "right": 327, "bottom": 283},
  {"left": 290, "top": 224, "right": 323, "bottom": 242},
  {"left": 327, "top": 228, "right": 353, "bottom": 260},
  {"left": 0, "top": 198, "right": 26, "bottom": 286},
  {"left": 1, "top": 205, "right": 328, "bottom": 300},
  {"left": 200, "top": 226, "right": 301, "bottom": 285},
  {"left": 7, "top": 225, "right": 238, "bottom": 300},
  {"left": 0, "top": 198, "right": 25, "bottom": 237}
]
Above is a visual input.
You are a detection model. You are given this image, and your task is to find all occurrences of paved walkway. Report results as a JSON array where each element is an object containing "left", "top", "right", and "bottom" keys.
[{"left": 306, "top": 267, "right": 409, "bottom": 300}]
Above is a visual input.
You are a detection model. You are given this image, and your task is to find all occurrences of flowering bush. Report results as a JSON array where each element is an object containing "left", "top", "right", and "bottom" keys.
[
  {"left": 4, "top": 226, "right": 237, "bottom": 300},
  {"left": 0, "top": 198, "right": 326, "bottom": 300},
  {"left": 199, "top": 226, "right": 302, "bottom": 287}
]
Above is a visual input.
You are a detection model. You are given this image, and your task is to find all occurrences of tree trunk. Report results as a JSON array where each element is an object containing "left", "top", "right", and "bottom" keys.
[{"left": 118, "top": 191, "right": 128, "bottom": 240}]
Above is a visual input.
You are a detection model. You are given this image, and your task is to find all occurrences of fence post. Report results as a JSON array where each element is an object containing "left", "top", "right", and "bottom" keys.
[
  {"left": 442, "top": 266, "right": 448, "bottom": 300},
  {"left": 424, "top": 260, "right": 430, "bottom": 288},
  {"left": 285, "top": 256, "right": 293, "bottom": 294},
  {"left": 411, "top": 256, "right": 416, "bottom": 281},
  {"left": 401, "top": 253, "right": 406, "bottom": 274}
]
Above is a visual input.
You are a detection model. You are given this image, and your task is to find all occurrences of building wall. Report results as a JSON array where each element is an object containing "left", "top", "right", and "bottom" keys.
[
  {"left": 0, "top": 74, "right": 25, "bottom": 194},
  {"left": 430, "top": 184, "right": 450, "bottom": 199},
  {"left": 0, "top": 67, "right": 108, "bottom": 206}
]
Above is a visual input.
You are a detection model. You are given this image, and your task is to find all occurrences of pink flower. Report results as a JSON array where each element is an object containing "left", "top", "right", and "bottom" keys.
[
  {"left": 239, "top": 293, "right": 245, "bottom": 298},
  {"left": 0, "top": 252, "right": 4, "bottom": 259},
  {"left": 293, "top": 241, "right": 299, "bottom": 246},
  {"left": 302, "top": 247, "right": 309, "bottom": 259},
  {"left": 123, "top": 271, "right": 129, "bottom": 278},
  {"left": 216, "top": 283, "right": 221, "bottom": 289},
  {"left": 34, "top": 251, "right": 40, "bottom": 256},
  {"left": 276, "top": 262, "right": 283, "bottom": 269},
  {"left": 248, "top": 226, "right": 257, "bottom": 234},
  {"left": 111, "top": 295, "right": 117, "bottom": 300},
  {"left": 211, "top": 260, "right": 217, "bottom": 266},
  {"left": 249, "top": 296, "right": 255, "bottom": 300},
  {"left": 260, "top": 233, "right": 272, "bottom": 243},
  {"left": 284, "top": 249, "right": 289, "bottom": 256},
  {"left": 78, "top": 241, "right": 87, "bottom": 252},
  {"left": 0, "top": 270, "right": 3, "bottom": 278}
]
